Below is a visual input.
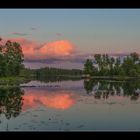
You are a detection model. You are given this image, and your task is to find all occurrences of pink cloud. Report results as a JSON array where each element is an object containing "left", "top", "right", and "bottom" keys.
[
  {"left": 40, "top": 40, "right": 75, "bottom": 57},
  {"left": 2, "top": 38, "right": 75, "bottom": 59}
]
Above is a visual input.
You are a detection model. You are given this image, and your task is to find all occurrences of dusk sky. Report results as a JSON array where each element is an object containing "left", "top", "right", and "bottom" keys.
[{"left": 0, "top": 9, "right": 140, "bottom": 69}]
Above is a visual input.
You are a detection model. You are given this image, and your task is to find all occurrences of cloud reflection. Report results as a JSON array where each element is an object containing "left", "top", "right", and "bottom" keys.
[{"left": 22, "top": 89, "right": 76, "bottom": 111}]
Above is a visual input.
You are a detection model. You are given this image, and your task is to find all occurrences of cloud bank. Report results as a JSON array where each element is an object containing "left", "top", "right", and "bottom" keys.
[
  {"left": 3, "top": 38, "right": 75, "bottom": 60},
  {"left": 40, "top": 40, "right": 74, "bottom": 56},
  {"left": 1, "top": 37, "right": 87, "bottom": 69}
]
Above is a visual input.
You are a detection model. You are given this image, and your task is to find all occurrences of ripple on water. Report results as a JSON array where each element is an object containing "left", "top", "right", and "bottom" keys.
[
  {"left": 65, "top": 123, "right": 70, "bottom": 126},
  {"left": 77, "top": 125, "right": 85, "bottom": 128},
  {"left": 14, "top": 128, "right": 19, "bottom": 130},
  {"left": 51, "top": 121, "right": 58, "bottom": 124},
  {"left": 40, "top": 121, "right": 45, "bottom": 124},
  {"left": 33, "top": 115, "right": 38, "bottom": 117},
  {"left": 23, "top": 123, "right": 28, "bottom": 125}
]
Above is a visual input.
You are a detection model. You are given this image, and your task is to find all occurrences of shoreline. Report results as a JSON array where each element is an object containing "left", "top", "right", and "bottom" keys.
[
  {"left": 0, "top": 77, "right": 31, "bottom": 85},
  {"left": 0, "top": 75, "right": 140, "bottom": 86}
]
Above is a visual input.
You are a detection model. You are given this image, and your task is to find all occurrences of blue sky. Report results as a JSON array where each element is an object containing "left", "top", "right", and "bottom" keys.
[
  {"left": 0, "top": 9, "right": 140, "bottom": 53},
  {"left": 0, "top": 9, "right": 140, "bottom": 69}
]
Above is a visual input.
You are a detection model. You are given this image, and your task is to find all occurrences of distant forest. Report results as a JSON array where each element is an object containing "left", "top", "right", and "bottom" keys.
[{"left": 20, "top": 67, "right": 83, "bottom": 81}]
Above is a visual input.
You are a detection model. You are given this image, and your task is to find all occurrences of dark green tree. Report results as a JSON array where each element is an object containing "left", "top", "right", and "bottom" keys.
[
  {"left": 83, "top": 59, "right": 95, "bottom": 76},
  {"left": 4, "top": 41, "right": 24, "bottom": 76},
  {"left": 0, "top": 39, "right": 24, "bottom": 77}
]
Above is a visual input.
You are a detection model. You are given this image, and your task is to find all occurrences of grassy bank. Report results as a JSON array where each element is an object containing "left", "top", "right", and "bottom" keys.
[
  {"left": 0, "top": 76, "right": 31, "bottom": 85},
  {"left": 0, "top": 75, "right": 82, "bottom": 85}
]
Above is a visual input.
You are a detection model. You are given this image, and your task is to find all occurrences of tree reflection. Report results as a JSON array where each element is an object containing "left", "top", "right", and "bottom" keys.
[
  {"left": 83, "top": 80, "right": 94, "bottom": 94},
  {"left": 130, "top": 93, "right": 139, "bottom": 101},
  {"left": 83, "top": 79, "right": 140, "bottom": 100},
  {"left": 0, "top": 86, "right": 24, "bottom": 120},
  {"left": 83, "top": 79, "right": 99, "bottom": 94}
]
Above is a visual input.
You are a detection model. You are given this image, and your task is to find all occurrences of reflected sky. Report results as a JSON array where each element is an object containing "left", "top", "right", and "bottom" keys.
[{"left": 22, "top": 89, "right": 76, "bottom": 111}]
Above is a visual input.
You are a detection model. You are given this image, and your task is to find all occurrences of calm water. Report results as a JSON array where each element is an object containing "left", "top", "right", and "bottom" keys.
[{"left": 0, "top": 79, "right": 140, "bottom": 131}]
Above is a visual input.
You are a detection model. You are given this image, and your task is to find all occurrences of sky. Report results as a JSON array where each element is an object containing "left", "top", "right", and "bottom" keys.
[{"left": 0, "top": 9, "right": 140, "bottom": 69}]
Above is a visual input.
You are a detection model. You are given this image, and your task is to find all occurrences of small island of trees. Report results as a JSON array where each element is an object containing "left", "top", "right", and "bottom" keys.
[{"left": 83, "top": 52, "right": 140, "bottom": 79}]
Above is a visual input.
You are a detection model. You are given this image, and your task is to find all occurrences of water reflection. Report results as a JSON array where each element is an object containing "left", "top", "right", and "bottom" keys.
[
  {"left": 0, "top": 86, "right": 24, "bottom": 120},
  {"left": 22, "top": 89, "right": 76, "bottom": 110},
  {"left": 84, "top": 79, "right": 140, "bottom": 100},
  {"left": 0, "top": 86, "right": 76, "bottom": 121},
  {"left": 1, "top": 79, "right": 140, "bottom": 122}
]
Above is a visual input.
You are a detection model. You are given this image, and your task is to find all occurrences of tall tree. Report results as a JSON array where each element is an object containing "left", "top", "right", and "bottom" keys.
[
  {"left": 83, "top": 59, "right": 94, "bottom": 76},
  {"left": 5, "top": 40, "right": 24, "bottom": 76},
  {"left": 0, "top": 39, "right": 24, "bottom": 77}
]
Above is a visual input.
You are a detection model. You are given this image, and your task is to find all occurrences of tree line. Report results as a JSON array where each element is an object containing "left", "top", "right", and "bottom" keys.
[
  {"left": 34, "top": 67, "right": 83, "bottom": 78},
  {"left": 84, "top": 52, "right": 140, "bottom": 77},
  {"left": 20, "top": 67, "right": 83, "bottom": 81}
]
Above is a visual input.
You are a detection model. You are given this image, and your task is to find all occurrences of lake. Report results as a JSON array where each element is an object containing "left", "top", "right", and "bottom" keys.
[{"left": 0, "top": 79, "right": 140, "bottom": 131}]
